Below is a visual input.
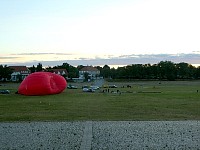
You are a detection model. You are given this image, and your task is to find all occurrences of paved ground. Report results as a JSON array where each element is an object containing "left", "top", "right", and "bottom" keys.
[{"left": 0, "top": 121, "right": 200, "bottom": 150}]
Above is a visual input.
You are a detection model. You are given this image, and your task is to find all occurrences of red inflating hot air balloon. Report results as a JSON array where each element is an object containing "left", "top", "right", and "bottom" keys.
[{"left": 18, "top": 72, "right": 67, "bottom": 96}]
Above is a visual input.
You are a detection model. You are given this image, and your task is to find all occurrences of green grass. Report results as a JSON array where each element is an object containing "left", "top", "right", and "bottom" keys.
[{"left": 0, "top": 81, "right": 200, "bottom": 121}]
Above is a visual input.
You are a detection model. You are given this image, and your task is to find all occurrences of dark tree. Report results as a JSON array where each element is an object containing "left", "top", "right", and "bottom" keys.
[
  {"left": 84, "top": 72, "right": 90, "bottom": 81},
  {"left": 176, "top": 62, "right": 190, "bottom": 79},
  {"left": 196, "top": 67, "right": 200, "bottom": 79},
  {"left": 116, "top": 67, "right": 126, "bottom": 79},
  {"left": 36, "top": 63, "right": 43, "bottom": 72},
  {"left": 101, "top": 65, "right": 111, "bottom": 78},
  {"left": 0, "top": 65, "right": 12, "bottom": 81},
  {"left": 77, "top": 65, "right": 84, "bottom": 71},
  {"left": 62, "top": 63, "right": 78, "bottom": 78},
  {"left": 28, "top": 65, "right": 36, "bottom": 73},
  {"left": 158, "top": 61, "right": 176, "bottom": 80},
  {"left": 110, "top": 67, "right": 117, "bottom": 79}
]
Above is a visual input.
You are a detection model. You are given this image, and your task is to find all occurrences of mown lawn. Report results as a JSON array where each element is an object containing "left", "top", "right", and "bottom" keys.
[{"left": 0, "top": 81, "right": 200, "bottom": 121}]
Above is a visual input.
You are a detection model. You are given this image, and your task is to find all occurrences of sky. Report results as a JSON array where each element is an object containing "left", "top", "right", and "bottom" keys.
[{"left": 0, "top": 0, "right": 200, "bottom": 67}]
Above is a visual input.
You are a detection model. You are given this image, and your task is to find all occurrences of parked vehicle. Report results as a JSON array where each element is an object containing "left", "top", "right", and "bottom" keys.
[
  {"left": 67, "top": 85, "right": 78, "bottom": 89},
  {"left": 82, "top": 88, "right": 95, "bottom": 92},
  {"left": 0, "top": 90, "right": 10, "bottom": 94},
  {"left": 109, "top": 85, "right": 117, "bottom": 88},
  {"left": 90, "top": 86, "right": 100, "bottom": 90},
  {"left": 82, "top": 85, "right": 90, "bottom": 89}
]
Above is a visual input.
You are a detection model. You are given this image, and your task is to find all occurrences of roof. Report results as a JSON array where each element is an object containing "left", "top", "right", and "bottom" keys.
[
  {"left": 52, "top": 69, "right": 68, "bottom": 74},
  {"left": 80, "top": 66, "right": 99, "bottom": 71},
  {"left": 9, "top": 66, "right": 29, "bottom": 72}
]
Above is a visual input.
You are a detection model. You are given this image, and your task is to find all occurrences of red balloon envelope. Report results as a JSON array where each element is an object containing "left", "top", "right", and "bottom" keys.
[{"left": 18, "top": 72, "right": 67, "bottom": 96}]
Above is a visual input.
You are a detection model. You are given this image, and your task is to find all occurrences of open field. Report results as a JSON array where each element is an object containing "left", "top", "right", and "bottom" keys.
[{"left": 0, "top": 81, "right": 200, "bottom": 121}]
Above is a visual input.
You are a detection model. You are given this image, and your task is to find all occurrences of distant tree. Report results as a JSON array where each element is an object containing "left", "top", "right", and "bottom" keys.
[
  {"left": 84, "top": 72, "right": 90, "bottom": 81},
  {"left": 45, "top": 66, "right": 53, "bottom": 72},
  {"left": 57, "top": 63, "right": 78, "bottom": 78},
  {"left": 0, "top": 65, "right": 12, "bottom": 81},
  {"left": 176, "top": 62, "right": 190, "bottom": 79},
  {"left": 101, "top": 65, "right": 111, "bottom": 78},
  {"left": 36, "top": 63, "right": 43, "bottom": 72},
  {"left": 16, "top": 74, "right": 22, "bottom": 82},
  {"left": 125, "top": 65, "right": 133, "bottom": 79},
  {"left": 116, "top": 66, "right": 126, "bottom": 79},
  {"left": 95, "top": 66, "right": 103, "bottom": 76},
  {"left": 188, "top": 64, "right": 196, "bottom": 79},
  {"left": 143, "top": 63, "right": 152, "bottom": 79},
  {"left": 0, "top": 65, "right": 3, "bottom": 80},
  {"left": 95, "top": 66, "right": 102, "bottom": 71},
  {"left": 158, "top": 61, "right": 176, "bottom": 80},
  {"left": 77, "top": 65, "right": 84, "bottom": 71},
  {"left": 29, "top": 65, "right": 36, "bottom": 73},
  {"left": 150, "top": 64, "right": 159, "bottom": 79},
  {"left": 133, "top": 64, "right": 145, "bottom": 79},
  {"left": 196, "top": 67, "right": 200, "bottom": 79},
  {"left": 38, "top": 62, "right": 77, "bottom": 78},
  {"left": 110, "top": 67, "right": 117, "bottom": 79}
]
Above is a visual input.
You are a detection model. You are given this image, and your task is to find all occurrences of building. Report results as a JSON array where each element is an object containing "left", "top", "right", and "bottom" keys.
[
  {"left": 9, "top": 66, "right": 30, "bottom": 81},
  {"left": 51, "top": 69, "right": 68, "bottom": 76},
  {"left": 79, "top": 66, "right": 100, "bottom": 80}
]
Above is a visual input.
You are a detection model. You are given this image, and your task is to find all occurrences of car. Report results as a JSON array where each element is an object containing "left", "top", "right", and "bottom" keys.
[
  {"left": 90, "top": 86, "right": 100, "bottom": 90},
  {"left": 82, "top": 88, "right": 95, "bottom": 92},
  {"left": 0, "top": 90, "right": 10, "bottom": 94},
  {"left": 82, "top": 85, "right": 90, "bottom": 89},
  {"left": 67, "top": 85, "right": 78, "bottom": 89},
  {"left": 109, "top": 85, "right": 117, "bottom": 88}
]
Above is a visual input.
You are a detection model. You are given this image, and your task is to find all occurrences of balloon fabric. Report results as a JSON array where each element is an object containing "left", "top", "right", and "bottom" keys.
[{"left": 18, "top": 72, "right": 67, "bottom": 96}]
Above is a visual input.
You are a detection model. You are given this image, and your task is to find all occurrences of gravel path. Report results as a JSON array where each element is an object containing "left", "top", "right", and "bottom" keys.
[
  {"left": 0, "top": 121, "right": 200, "bottom": 149},
  {"left": 92, "top": 121, "right": 200, "bottom": 150},
  {"left": 0, "top": 122, "right": 84, "bottom": 150}
]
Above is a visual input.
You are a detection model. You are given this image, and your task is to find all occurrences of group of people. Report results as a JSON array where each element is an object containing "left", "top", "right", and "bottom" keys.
[{"left": 101, "top": 89, "right": 121, "bottom": 95}]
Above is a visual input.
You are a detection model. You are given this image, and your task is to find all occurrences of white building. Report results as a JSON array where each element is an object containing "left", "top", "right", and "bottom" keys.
[
  {"left": 79, "top": 66, "right": 100, "bottom": 80},
  {"left": 9, "top": 66, "right": 30, "bottom": 81},
  {"left": 51, "top": 69, "right": 68, "bottom": 76}
]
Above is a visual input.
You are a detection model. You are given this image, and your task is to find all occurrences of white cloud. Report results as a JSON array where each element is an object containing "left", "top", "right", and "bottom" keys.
[{"left": 2, "top": 53, "right": 200, "bottom": 68}]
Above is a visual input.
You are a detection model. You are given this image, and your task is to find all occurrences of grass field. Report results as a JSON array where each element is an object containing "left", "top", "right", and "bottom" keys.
[{"left": 0, "top": 80, "right": 200, "bottom": 122}]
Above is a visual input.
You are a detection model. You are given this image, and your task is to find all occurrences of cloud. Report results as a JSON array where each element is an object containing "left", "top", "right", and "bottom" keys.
[
  {"left": 0, "top": 56, "right": 19, "bottom": 59},
  {"left": 192, "top": 51, "right": 200, "bottom": 53},
  {"left": 118, "top": 54, "right": 140, "bottom": 59},
  {"left": 78, "top": 57, "right": 93, "bottom": 60},
  {"left": 1, "top": 53, "right": 200, "bottom": 67},
  {"left": 10, "top": 53, "right": 73, "bottom": 56},
  {"left": 73, "top": 53, "right": 200, "bottom": 66}
]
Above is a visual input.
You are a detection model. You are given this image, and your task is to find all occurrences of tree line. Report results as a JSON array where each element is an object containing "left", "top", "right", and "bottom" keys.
[
  {"left": 100, "top": 61, "right": 200, "bottom": 80},
  {"left": 1, "top": 61, "right": 200, "bottom": 81}
]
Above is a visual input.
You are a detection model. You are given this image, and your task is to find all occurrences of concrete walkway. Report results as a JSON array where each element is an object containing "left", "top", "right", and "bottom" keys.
[
  {"left": 0, "top": 121, "right": 200, "bottom": 149},
  {"left": 80, "top": 121, "right": 92, "bottom": 150}
]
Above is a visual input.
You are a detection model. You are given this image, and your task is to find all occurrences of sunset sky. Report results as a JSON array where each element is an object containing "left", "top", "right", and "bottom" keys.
[{"left": 0, "top": 0, "right": 200, "bottom": 67}]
